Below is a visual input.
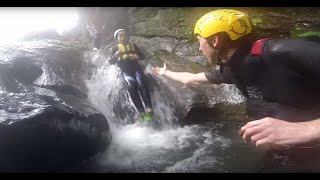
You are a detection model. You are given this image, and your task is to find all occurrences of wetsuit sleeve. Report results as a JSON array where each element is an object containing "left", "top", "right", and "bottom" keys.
[
  {"left": 108, "top": 46, "right": 118, "bottom": 65},
  {"left": 133, "top": 44, "right": 145, "bottom": 61},
  {"left": 204, "top": 66, "right": 233, "bottom": 84}
]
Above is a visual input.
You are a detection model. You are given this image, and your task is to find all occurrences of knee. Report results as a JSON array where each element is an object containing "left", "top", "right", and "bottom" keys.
[
  {"left": 127, "top": 80, "right": 138, "bottom": 90},
  {"left": 137, "top": 83, "right": 145, "bottom": 90}
]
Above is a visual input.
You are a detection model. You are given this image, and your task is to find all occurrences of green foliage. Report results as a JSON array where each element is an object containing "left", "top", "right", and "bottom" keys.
[
  {"left": 291, "top": 29, "right": 320, "bottom": 38},
  {"left": 250, "top": 17, "right": 262, "bottom": 26},
  {"left": 297, "top": 31, "right": 320, "bottom": 38}
]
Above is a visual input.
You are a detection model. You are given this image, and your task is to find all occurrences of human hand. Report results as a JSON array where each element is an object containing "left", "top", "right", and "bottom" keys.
[
  {"left": 130, "top": 53, "right": 139, "bottom": 60},
  {"left": 152, "top": 63, "right": 167, "bottom": 76},
  {"left": 239, "top": 117, "right": 312, "bottom": 150},
  {"left": 115, "top": 51, "right": 123, "bottom": 58}
]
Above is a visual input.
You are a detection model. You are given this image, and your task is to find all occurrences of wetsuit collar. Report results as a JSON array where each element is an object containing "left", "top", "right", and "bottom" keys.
[{"left": 219, "top": 43, "right": 252, "bottom": 67}]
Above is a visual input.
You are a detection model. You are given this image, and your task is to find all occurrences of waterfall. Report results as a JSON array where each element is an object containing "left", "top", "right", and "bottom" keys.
[{"left": 80, "top": 50, "right": 264, "bottom": 173}]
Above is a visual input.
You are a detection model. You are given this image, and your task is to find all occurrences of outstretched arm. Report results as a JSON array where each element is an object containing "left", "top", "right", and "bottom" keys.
[
  {"left": 152, "top": 63, "right": 209, "bottom": 85},
  {"left": 239, "top": 117, "right": 320, "bottom": 149}
]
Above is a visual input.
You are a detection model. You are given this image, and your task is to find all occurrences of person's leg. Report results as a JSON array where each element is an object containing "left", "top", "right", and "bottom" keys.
[
  {"left": 93, "top": 32, "right": 102, "bottom": 50},
  {"left": 135, "top": 71, "right": 152, "bottom": 113},
  {"left": 123, "top": 72, "right": 145, "bottom": 114}
]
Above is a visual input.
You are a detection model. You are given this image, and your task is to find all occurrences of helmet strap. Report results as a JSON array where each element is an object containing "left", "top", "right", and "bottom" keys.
[{"left": 207, "top": 41, "right": 224, "bottom": 65}]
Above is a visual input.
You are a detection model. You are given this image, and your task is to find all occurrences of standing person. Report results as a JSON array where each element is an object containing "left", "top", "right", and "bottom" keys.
[
  {"left": 109, "top": 29, "right": 153, "bottom": 122},
  {"left": 86, "top": 7, "right": 104, "bottom": 50},
  {"left": 152, "top": 9, "right": 320, "bottom": 150}
]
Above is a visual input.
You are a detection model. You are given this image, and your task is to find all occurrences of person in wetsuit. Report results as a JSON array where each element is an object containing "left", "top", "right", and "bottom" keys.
[
  {"left": 152, "top": 9, "right": 320, "bottom": 150},
  {"left": 109, "top": 29, "right": 153, "bottom": 122},
  {"left": 86, "top": 7, "right": 104, "bottom": 50}
]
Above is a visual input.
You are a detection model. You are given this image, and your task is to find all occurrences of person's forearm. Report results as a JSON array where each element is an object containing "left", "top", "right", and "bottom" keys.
[
  {"left": 301, "top": 118, "right": 320, "bottom": 144},
  {"left": 164, "top": 70, "right": 195, "bottom": 84},
  {"left": 108, "top": 54, "right": 118, "bottom": 65},
  {"left": 137, "top": 52, "right": 145, "bottom": 61}
]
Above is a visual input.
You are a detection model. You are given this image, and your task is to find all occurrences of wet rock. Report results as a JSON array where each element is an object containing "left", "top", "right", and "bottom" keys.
[{"left": 0, "top": 40, "right": 111, "bottom": 172}]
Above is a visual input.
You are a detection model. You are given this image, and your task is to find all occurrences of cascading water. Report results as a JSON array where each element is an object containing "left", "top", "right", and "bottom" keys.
[{"left": 80, "top": 50, "right": 268, "bottom": 173}]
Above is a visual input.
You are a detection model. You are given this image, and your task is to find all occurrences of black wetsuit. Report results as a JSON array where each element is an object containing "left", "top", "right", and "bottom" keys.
[
  {"left": 109, "top": 43, "right": 152, "bottom": 114},
  {"left": 205, "top": 39, "right": 320, "bottom": 121}
]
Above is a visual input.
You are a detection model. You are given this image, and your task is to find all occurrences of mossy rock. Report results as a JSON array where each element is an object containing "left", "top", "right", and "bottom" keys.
[
  {"left": 130, "top": 8, "right": 224, "bottom": 40},
  {"left": 183, "top": 102, "right": 247, "bottom": 125},
  {"left": 129, "top": 7, "right": 165, "bottom": 24},
  {"left": 212, "top": 103, "right": 247, "bottom": 122},
  {"left": 291, "top": 30, "right": 320, "bottom": 38}
]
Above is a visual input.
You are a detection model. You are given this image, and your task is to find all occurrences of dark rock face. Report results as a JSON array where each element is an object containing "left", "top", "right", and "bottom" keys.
[
  {"left": 0, "top": 40, "right": 111, "bottom": 172},
  {"left": 11, "top": 57, "right": 43, "bottom": 84},
  {"left": 149, "top": 74, "right": 246, "bottom": 125}
]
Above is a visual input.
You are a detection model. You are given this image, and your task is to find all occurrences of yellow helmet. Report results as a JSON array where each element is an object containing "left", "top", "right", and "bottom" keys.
[{"left": 194, "top": 9, "right": 252, "bottom": 40}]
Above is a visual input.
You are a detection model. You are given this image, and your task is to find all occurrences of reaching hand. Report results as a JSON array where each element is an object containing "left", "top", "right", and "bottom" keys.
[
  {"left": 130, "top": 54, "right": 139, "bottom": 60},
  {"left": 152, "top": 63, "right": 167, "bottom": 76},
  {"left": 239, "top": 117, "right": 313, "bottom": 150},
  {"left": 115, "top": 51, "right": 123, "bottom": 58}
]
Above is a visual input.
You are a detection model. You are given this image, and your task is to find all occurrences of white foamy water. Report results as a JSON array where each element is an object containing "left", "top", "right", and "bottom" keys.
[{"left": 83, "top": 51, "right": 263, "bottom": 173}]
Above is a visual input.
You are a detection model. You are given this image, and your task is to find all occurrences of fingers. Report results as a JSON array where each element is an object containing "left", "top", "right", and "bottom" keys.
[
  {"left": 152, "top": 63, "right": 166, "bottom": 75},
  {"left": 255, "top": 139, "right": 272, "bottom": 150},
  {"left": 242, "top": 124, "right": 265, "bottom": 142},
  {"left": 255, "top": 138, "right": 281, "bottom": 151},
  {"left": 133, "top": 54, "right": 139, "bottom": 59},
  {"left": 239, "top": 119, "right": 264, "bottom": 136},
  {"left": 250, "top": 130, "right": 268, "bottom": 144},
  {"left": 256, "top": 138, "right": 289, "bottom": 150},
  {"left": 152, "top": 67, "right": 159, "bottom": 73}
]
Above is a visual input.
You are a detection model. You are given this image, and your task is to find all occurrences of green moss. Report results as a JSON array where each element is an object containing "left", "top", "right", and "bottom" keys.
[
  {"left": 250, "top": 17, "right": 263, "bottom": 26},
  {"left": 291, "top": 28, "right": 320, "bottom": 38},
  {"left": 213, "top": 103, "right": 247, "bottom": 122},
  {"left": 187, "top": 63, "right": 207, "bottom": 73},
  {"left": 296, "top": 31, "right": 320, "bottom": 38}
]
